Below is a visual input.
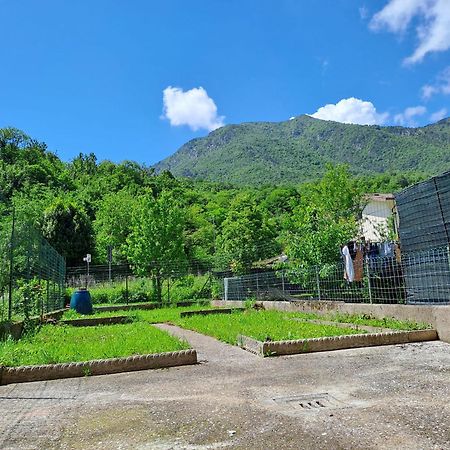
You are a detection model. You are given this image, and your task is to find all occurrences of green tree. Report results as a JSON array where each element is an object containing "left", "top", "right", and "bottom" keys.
[
  {"left": 216, "top": 194, "right": 279, "bottom": 274},
  {"left": 127, "top": 191, "right": 186, "bottom": 302},
  {"left": 94, "top": 189, "right": 137, "bottom": 262},
  {"left": 41, "top": 199, "right": 94, "bottom": 266},
  {"left": 285, "top": 165, "right": 362, "bottom": 271}
]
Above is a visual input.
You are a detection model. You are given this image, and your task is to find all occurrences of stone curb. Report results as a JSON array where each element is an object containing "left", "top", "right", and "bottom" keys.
[
  {"left": 180, "top": 308, "right": 245, "bottom": 318},
  {"left": 237, "top": 329, "right": 438, "bottom": 357},
  {"left": 60, "top": 316, "right": 132, "bottom": 327},
  {"left": 0, "top": 349, "right": 197, "bottom": 385},
  {"left": 94, "top": 303, "right": 158, "bottom": 312}
]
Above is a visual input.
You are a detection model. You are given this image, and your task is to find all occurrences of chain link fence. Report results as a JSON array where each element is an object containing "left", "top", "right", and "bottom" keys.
[
  {"left": 0, "top": 219, "right": 66, "bottom": 322},
  {"left": 66, "top": 262, "right": 218, "bottom": 305},
  {"left": 223, "top": 247, "right": 450, "bottom": 305}
]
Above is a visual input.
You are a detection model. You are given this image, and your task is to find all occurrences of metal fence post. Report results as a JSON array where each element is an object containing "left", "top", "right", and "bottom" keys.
[
  {"left": 281, "top": 272, "right": 285, "bottom": 292},
  {"left": 365, "top": 257, "right": 373, "bottom": 304},
  {"left": 256, "top": 273, "right": 259, "bottom": 298},
  {"left": 125, "top": 273, "right": 129, "bottom": 305},
  {"left": 315, "top": 266, "right": 321, "bottom": 300},
  {"left": 7, "top": 207, "right": 15, "bottom": 321}
]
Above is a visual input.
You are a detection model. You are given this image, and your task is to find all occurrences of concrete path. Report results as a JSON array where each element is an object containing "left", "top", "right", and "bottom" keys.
[
  {"left": 0, "top": 326, "right": 449, "bottom": 449},
  {"left": 153, "top": 323, "right": 257, "bottom": 363}
]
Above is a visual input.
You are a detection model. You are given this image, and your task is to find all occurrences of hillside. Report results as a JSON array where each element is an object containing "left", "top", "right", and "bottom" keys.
[{"left": 154, "top": 115, "right": 450, "bottom": 185}]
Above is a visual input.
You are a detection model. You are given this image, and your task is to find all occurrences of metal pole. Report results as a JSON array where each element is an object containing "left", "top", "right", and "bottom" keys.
[
  {"left": 256, "top": 273, "right": 259, "bottom": 298},
  {"left": 7, "top": 207, "right": 15, "bottom": 321},
  {"left": 125, "top": 273, "right": 129, "bottom": 305},
  {"left": 365, "top": 257, "right": 373, "bottom": 304},
  {"left": 167, "top": 278, "right": 170, "bottom": 304},
  {"left": 315, "top": 266, "right": 321, "bottom": 300},
  {"left": 108, "top": 245, "right": 112, "bottom": 283}
]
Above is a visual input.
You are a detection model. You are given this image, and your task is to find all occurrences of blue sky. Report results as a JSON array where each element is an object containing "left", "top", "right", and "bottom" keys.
[{"left": 1, "top": 0, "right": 449, "bottom": 164}]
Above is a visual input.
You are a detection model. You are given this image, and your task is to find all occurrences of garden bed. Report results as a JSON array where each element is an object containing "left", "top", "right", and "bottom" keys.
[
  {"left": 173, "top": 309, "right": 434, "bottom": 348},
  {"left": 174, "top": 310, "right": 366, "bottom": 345},
  {"left": 238, "top": 329, "right": 438, "bottom": 357},
  {"left": 0, "top": 349, "right": 197, "bottom": 385},
  {"left": 0, "top": 322, "right": 190, "bottom": 367},
  {"left": 180, "top": 307, "right": 245, "bottom": 318}
]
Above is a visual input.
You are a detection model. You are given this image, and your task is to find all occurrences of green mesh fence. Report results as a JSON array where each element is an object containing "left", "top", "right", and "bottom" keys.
[{"left": 0, "top": 218, "right": 66, "bottom": 322}]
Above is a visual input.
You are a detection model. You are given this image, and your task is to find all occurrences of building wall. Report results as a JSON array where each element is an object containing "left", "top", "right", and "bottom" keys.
[{"left": 361, "top": 199, "right": 395, "bottom": 242}]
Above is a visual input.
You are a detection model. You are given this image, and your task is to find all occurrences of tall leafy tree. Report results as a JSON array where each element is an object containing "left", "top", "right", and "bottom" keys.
[
  {"left": 285, "top": 164, "right": 363, "bottom": 271},
  {"left": 216, "top": 194, "right": 279, "bottom": 274},
  {"left": 94, "top": 189, "right": 137, "bottom": 263},
  {"left": 127, "top": 191, "right": 186, "bottom": 302},
  {"left": 41, "top": 199, "right": 94, "bottom": 266}
]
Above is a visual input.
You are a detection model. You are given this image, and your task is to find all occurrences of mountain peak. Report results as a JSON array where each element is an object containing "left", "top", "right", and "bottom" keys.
[{"left": 154, "top": 118, "right": 450, "bottom": 185}]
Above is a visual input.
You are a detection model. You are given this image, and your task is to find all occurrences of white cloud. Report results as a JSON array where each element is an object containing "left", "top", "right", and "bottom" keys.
[
  {"left": 430, "top": 107, "right": 448, "bottom": 122},
  {"left": 370, "top": 0, "right": 450, "bottom": 64},
  {"left": 161, "top": 86, "right": 225, "bottom": 132},
  {"left": 421, "top": 66, "right": 450, "bottom": 99},
  {"left": 309, "top": 97, "right": 388, "bottom": 125},
  {"left": 394, "top": 105, "right": 427, "bottom": 126}
]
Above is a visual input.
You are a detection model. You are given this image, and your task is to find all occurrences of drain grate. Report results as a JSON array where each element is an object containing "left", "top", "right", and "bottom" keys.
[{"left": 273, "top": 393, "right": 343, "bottom": 411}]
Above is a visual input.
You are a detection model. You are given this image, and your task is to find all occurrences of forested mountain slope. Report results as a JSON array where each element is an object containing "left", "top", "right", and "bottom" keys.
[{"left": 154, "top": 115, "right": 450, "bottom": 185}]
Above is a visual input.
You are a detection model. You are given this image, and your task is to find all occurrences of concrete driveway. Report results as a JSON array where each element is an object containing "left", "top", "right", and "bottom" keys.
[{"left": 0, "top": 325, "right": 449, "bottom": 449}]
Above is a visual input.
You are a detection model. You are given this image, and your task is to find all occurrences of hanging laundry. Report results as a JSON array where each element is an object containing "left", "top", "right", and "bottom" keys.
[
  {"left": 342, "top": 245, "right": 354, "bottom": 282},
  {"left": 394, "top": 243, "right": 402, "bottom": 263},
  {"left": 353, "top": 246, "right": 364, "bottom": 282}
]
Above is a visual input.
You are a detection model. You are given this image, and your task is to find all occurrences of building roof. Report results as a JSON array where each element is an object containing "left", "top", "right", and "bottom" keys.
[{"left": 365, "top": 193, "right": 395, "bottom": 202}]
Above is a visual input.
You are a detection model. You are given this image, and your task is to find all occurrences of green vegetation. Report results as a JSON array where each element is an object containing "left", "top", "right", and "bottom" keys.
[
  {"left": 1, "top": 125, "right": 371, "bottom": 278},
  {"left": 1, "top": 304, "right": 431, "bottom": 367},
  {"left": 324, "top": 312, "right": 431, "bottom": 331},
  {"left": 61, "top": 304, "right": 213, "bottom": 322},
  {"left": 0, "top": 322, "right": 190, "bottom": 367},
  {"left": 173, "top": 310, "right": 363, "bottom": 344},
  {"left": 61, "top": 309, "right": 137, "bottom": 320},
  {"left": 155, "top": 115, "right": 449, "bottom": 186},
  {"left": 1, "top": 121, "right": 446, "bottom": 320},
  {"left": 66, "top": 275, "right": 213, "bottom": 305}
]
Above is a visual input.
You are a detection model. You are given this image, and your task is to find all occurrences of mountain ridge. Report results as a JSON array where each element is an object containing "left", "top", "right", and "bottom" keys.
[{"left": 154, "top": 115, "right": 450, "bottom": 185}]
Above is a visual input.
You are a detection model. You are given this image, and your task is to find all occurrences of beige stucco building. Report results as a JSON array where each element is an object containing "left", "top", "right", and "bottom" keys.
[{"left": 360, "top": 193, "right": 398, "bottom": 242}]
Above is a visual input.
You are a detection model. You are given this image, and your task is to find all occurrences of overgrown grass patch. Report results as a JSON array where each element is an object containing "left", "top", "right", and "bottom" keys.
[
  {"left": 61, "top": 302, "right": 212, "bottom": 322},
  {"left": 323, "top": 312, "right": 431, "bottom": 330},
  {"left": 0, "top": 322, "right": 190, "bottom": 367},
  {"left": 61, "top": 309, "right": 140, "bottom": 321},
  {"left": 280, "top": 310, "right": 430, "bottom": 330},
  {"left": 174, "top": 310, "right": 363, "bottom": 345},
  {"left": 134, "top": 305, "right": 215, "bottom": 323}
]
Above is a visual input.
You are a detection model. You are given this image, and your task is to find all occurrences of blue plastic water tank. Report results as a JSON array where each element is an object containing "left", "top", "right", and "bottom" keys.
[{"left": 70, "top": 289, "right": 93, "bottom": 314}]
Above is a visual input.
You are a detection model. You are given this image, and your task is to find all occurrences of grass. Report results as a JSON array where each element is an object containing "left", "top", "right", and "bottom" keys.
[
  {"left": 279, "top": 310, "right": 430, "bottom": 330},
  {"left": 0, "top": 322, "right": 190, "bottom": 367},
  {"left": 133, "top": 305, "right": 215, "bottom": 323},
  {"left": 61, "top": 309, "right": 138, "bottom": 321},
  {"left": 61, "top": 304, "right": 214, "bottom": 323},
  {"left": 322, "top": 312, "right": 431, "bottom": 330},
  {"left": 2, "top": 303, "right": 431, "bottom": 367},
  {"left": 173, "top": 310, "right": 364, "bottom": 345}
]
